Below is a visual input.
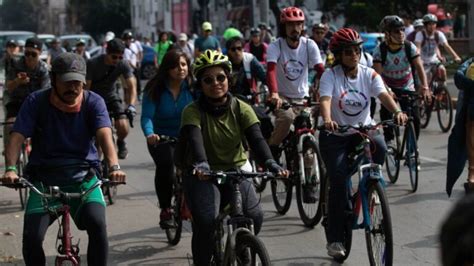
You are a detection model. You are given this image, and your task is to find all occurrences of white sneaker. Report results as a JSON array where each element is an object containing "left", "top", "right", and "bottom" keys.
[{"left": 327, "top": 242, "right": 346, "bottom": 258}]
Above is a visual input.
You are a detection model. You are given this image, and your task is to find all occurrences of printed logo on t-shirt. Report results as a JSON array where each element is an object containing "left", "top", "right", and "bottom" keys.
[
  {"left": 338, "top": 89, "right": 369, "bottom": 117},
  {"left": 283, "top": 59, "right": 304, "bottom": 81}
]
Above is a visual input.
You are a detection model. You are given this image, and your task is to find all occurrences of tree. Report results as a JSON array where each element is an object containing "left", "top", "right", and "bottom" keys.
[{"left": 0, "top": 0, "right": 37, "bottom": 31}]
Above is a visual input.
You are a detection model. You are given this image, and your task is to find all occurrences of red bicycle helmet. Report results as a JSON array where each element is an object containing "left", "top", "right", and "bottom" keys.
[
  {"left": 280, "top": 7, "right": 305, "bottom": 23},
  {"left": 329, "top": 28, "right": 364, "bottom": 53}
]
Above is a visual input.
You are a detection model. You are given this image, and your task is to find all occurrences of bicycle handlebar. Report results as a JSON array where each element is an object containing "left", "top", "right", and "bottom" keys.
[
  {"left": 194, "top": 170, "right": 276, "bottom": 184},
  {"left": 317, "top": 119, "right": 397, "bottom": 134}
]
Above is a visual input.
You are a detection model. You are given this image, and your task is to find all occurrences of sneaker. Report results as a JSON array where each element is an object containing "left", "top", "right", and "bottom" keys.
[
  {"left": 117, "top": 139, "right": 128, "bottom": 159},
  {"left": 302, "top": 184, "right": 317, "bottom": 203},
  {"left": 159, "top": 208, "right": 174, "bottom": 229},
  {"left": 327, "top": 242, "right": 346, "bottom": 259}
]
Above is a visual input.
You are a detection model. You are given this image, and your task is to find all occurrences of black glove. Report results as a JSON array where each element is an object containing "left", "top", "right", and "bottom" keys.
[
  {"left": 125, "top": 105, "right": 136, "bottom": 128},
  {"left": 265, "top": 159, "right": 284, "bottom": 175}
]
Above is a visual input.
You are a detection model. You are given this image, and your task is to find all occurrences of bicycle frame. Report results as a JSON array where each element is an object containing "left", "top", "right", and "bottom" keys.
[{"left": 54, "top": 204, "right": 80, "bottom": 265}]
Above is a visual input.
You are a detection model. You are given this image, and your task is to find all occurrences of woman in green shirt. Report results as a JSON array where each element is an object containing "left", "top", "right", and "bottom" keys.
[
  {"left": 178, "top": 49, "right": 287, "bottom": 265},
  {"left": 154, "top": 32, "right": 173, "bottom": 66}
]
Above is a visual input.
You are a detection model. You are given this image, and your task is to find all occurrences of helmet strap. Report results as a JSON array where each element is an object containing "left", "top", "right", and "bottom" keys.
[{"left": 386, "top": 33, "right": 403, "bottom": 48}]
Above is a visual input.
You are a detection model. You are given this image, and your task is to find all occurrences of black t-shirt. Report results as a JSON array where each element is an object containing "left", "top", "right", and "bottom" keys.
[
  {"left": 249, "top": 43, "right": 265, "bottom": 62},
  {"left": 7, "top": 57, "right": 50, "bottom": 102},
  {"left": 86, "top": 54, "right": 134, "bottom": 102}
]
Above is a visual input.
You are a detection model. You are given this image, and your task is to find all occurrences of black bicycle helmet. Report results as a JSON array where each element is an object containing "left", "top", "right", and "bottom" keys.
[{"left": 380, "top": 15, "right": 405, "bottom": 32}]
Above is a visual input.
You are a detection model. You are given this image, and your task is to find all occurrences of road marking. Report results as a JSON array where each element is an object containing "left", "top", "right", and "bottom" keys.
[{"left": 420, "top": 156, "right": 445, "bottom": 164}]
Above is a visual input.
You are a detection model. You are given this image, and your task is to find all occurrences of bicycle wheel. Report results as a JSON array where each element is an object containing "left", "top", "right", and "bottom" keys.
[
  {"left": 365, "top": 181, "right": 393, "bottom": 266},
  {"left": 17, "top": 150, "right": 29, "bottom": 210},
  {"left": 385, "top": 126, "right": 401, "bottom": 184},
  {"left": 419, "top": 98, "right": 432, "bottom": 129},
  {"left": 232, "top": 233, "right": 271, "bottom": 266},
  {"left": 436, "top": 87, "right": 453, "bottom": 133},
  {"left": 405, "top": 122, "right": 419, "bottom": 192},
  {"left": 295, "top": 137, "right": 325, "bottom": 227},
  {"left": 165, "top": 189, "right": 183, "bottom": 245},
  {"left": 270, "top": 149, "right": 292, "bottom": 214}
]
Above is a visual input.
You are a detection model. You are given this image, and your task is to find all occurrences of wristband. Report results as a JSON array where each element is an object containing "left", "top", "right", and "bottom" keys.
[
  {"left": 5, "top": 165, "right": 17, "bottom": 173},
  {"left": 109, "top": 164, "right": 121, "bottom": 173},
  {"left": 394, "top": 109, "right": 402, "bottom": 115}
]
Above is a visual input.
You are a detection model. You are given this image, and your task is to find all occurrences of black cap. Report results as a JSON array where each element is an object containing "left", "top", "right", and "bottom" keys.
[
  {"left": 25, "top": 38, "right": 43, "bottom": 50},
  {"left": 106, "top": 38, "right": 125, "bottom": 54},
  {"left": 6, "top": 39, "right": 18, "bottom": 47},
  {"left": 122, "top": 31, "right": 133, "bottom": 39},
  {"left": 76, "top": 38, "right": 86, "bottom": 46},
  {"left": 52, "top": 53, "right": 86, "bottom": 83}
]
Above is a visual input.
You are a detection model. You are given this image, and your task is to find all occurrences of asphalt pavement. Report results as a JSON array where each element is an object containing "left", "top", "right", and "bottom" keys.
[{"left": 0, "top": 81, "right": 467, "bottom": 265}]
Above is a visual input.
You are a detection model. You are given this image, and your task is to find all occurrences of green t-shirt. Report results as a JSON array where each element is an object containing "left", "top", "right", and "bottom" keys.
[
  {"left": 181, "top": 99, "right": 259, "bottom": 170},
  {"left": 154, "top": 40, "right": 173, "bottom": 65}
]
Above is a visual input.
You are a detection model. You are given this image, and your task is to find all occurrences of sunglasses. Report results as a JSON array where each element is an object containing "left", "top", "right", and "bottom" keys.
[
  {"left": 229, "top": 46, "right": 243, "bottom": 52},
  {"left": 111, "top": 55, "right": 124, "bottom": 60},
  {"left": 391, "top": 27, "right": 406, "bottom": 34},
  {"left": 24, "top": 51, "right": 38, "bottom": 58},
  {"left": 313, "top": 31, "right": 325, "bottom": 35},
  {"left": 202, "top": 74, "right": 227, "bottom": 85},
  {"left": 342, "top": 47, "right": 361, "bottom": 56}
]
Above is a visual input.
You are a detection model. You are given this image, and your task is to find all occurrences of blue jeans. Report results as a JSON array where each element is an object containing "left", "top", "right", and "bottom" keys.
[
  {"left": 319, "top": 130, "right": 386, "bottom": 243},
  {"left": 183, "top": 175, "right": 263, "bottom": 266}
]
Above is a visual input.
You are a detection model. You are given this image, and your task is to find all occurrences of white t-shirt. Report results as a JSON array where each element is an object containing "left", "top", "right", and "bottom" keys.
[
  {"left": 124, "top": 47, "right": 138, "bottom": 68},
  {"left": 404, "top": 25, "right": 414, "bottom": 36},
  {"left": 414, "top": 30, "right": 447, "bottom": 64},
  {"left": 320, "top": 65, "right": 386, "bottom": 127},
  {"left": 267, "top": 37, "right": 322, "bottom": 98}
]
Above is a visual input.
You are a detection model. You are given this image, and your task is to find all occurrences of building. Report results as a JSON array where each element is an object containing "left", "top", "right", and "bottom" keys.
[{"left": 36, "top": 0, "right": 70, "bottom": 35}]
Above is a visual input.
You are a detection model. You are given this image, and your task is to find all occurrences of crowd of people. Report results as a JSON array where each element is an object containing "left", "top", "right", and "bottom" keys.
[{"left": 0, "top": 5, "right": 472, "bottom": 266}]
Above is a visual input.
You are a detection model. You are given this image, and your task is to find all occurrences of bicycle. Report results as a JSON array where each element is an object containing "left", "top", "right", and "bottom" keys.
[
  {"left": 384, "top": 91, "right": 420, "bottom": 192},
  {"left": 319, "top": 120, "right": 394, "bottom": 265},
  {"left": 1, "top": 121, "right": 30, "bottom": 209},
  {"left": 269, "top": 99, "right": 326, "bottom": 228},
  {"left": 1, "top": 177, "right": 124, "bottom": 266},
  {"left": 154, "top": 135, "right": 192, "bottom": 245},
  {"left": 419, "top": 63, "right": 453, "bottom": 132},
  {"left": 200, "top": 170, "right": 274, "bottom": 266}
]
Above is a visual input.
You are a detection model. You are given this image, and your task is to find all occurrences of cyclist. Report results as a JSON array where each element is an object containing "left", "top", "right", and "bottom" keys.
[
  {"left": 1, "top": 53, "right": 126, "bottom": 266},
  {"left": 194, "top": 22, "right": 221, "bottom": 58},
  {"left": 178, "top": 50, "right": 288, "bottom": 265},
  {"left": 46, "top": 38, "right": 66, "bottom": 67},
  {"left": 86, "top": 38, "right": 137, "bottom": 159},
  {"left": 414, "top": 14, "right": 462, "bottom": 90},
  {"left": 266, "top": 6, "right": 324, "bottom": 172},
  {"left": 406, "top": 19, "right": 424, "bottom": 43},
  {"left": 448, "top": 57, "right": 474, "bottom": 194},
  {"left": 373, "top": 15, "right": 430, "bottom": 142},
  {"left": 141, "top": 50, "right": 194, "bottom": 228},
  {"left": 244, "top": 27, "right": 268, "bottom": 66},
  {"left": 5, "top": 38, "right": 50, "bottom": 163},
  {"left": 74, "top": 38, "right": 91, "bottom": 60},
  {"left": 319, "top": 28, "right": 407, "bottom": 259},
  {"left": 154, "top": 31, "right": 173, "bottom": 67},
  {"left": 122, "top": 31, "right": 143, "bottom": 100},
  {"left": 226, "top": 36, "right": 273, "bottom": 139},
  {"left": 311, "top": 23, "right": 332, "bottom": 67}
]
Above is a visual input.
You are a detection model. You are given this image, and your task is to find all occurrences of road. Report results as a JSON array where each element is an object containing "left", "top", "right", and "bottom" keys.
[{"left": 0, "top": 84, "right": 466, "bottom": 265}]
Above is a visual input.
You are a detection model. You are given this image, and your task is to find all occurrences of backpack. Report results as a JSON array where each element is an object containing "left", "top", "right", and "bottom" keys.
[
  {"left": 421, "top": 30, "right": 440, "bottom": 48},
  {"left": 174, "top": 96, "right": 243, "bottom": 170},
  {"left": 380, "top": 40, "right": 417, "bottom": 85}
]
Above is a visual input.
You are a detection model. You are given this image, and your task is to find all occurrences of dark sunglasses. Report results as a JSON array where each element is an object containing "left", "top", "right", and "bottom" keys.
[
  {"left": 391, "top": 27, "right": 406, "bottom": 34},
  {"left": 342, "top": 47, "right": 361, "bottom": 56},
  {"left": 202, "top": 74, "right": 227, "bottom": 85},
  {"left": 313, "top": 31, "right": 325, "bottom": 35},
  {"left": 24, "top": 51, "right": 38, "bottom": 58},
  {"left": 229, "top": 46, "right": 243, "bottom": 52},
  {"left": 111, "top": 55, "right": 123, "bottom": 60}
]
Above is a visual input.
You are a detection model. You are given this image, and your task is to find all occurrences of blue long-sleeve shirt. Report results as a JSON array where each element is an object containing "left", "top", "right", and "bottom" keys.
[{"left": 141, "top": 83, "right": 194, "bottom": 137}]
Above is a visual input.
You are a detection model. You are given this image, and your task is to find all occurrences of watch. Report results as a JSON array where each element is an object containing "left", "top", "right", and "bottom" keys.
[{"left": 109, "top": 164, "right": 121, "bottom": 173}]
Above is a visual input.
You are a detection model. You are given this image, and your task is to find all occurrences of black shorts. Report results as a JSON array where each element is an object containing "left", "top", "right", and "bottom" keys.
[
  {"left": 5, "top": 100, "right": 23, "bottom": 119},
  {"left": 106, "top": 100, "right": 127, "bottom": 120}
]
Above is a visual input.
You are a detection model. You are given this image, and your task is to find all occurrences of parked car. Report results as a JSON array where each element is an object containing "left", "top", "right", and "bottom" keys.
[
  {"left": 0, "top": 31, "right": 35, "bottom": 55},
  {"left": 37, "top": 34, "right": 56, "bottom": 62},
  {"left": 360, "top": 32, "right": 384, "bottom": 54},
  {"left": 140, "top": 45, "right": 157, "bottom": 80},
  {"left": 59, "top": 34, "right": 97, "bottom": 52}
]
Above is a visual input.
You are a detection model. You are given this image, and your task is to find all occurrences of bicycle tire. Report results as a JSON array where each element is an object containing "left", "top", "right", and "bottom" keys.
[
  {"left": 295, "top": 137, "right": 325, "bottom": 227},
  {"left": 232, "top": 233, "right": 271, "bottom": 266},
  {"left": 165, "top": 190, "right": 183, "bottom": 245},
  {"left": 385, "top": 126, "right": 401, "bottom": 184},
  {"left": 321, "top": 176, "right": 353, "bottom": 263},
  {"left": 436, "top": 87, "right": 453, "bottom": 133},
  {"left": 270, "top": 149, "right": 292, "bottom": 214},
  {"left": 419, "top": 98, "right": 432, "bottom": 129},
  {"left": 17, "top": 149, "right": 29, "bottom": 210},
  {"left": 365, "top": 181, "right": 393, "bottom": 266},
  {"left": 405, "top": 122, "right": 419, "bottom": 192}
]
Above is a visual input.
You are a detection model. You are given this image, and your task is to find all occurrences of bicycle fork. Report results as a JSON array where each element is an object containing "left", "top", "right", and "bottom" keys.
[
  {"left": 354, "top": 164, "right": 384, "bottom": 230},
  {"left": 297, "top": 132, "right": 319, "bottom": 186},
  {"left": 55, "top": 205, "right": 80, "bottom": 265}
]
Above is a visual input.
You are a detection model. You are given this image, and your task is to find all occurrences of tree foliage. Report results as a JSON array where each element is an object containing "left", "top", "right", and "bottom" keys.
[{"left": 0, "top": 0, "right": 37, "bottom": 31}]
